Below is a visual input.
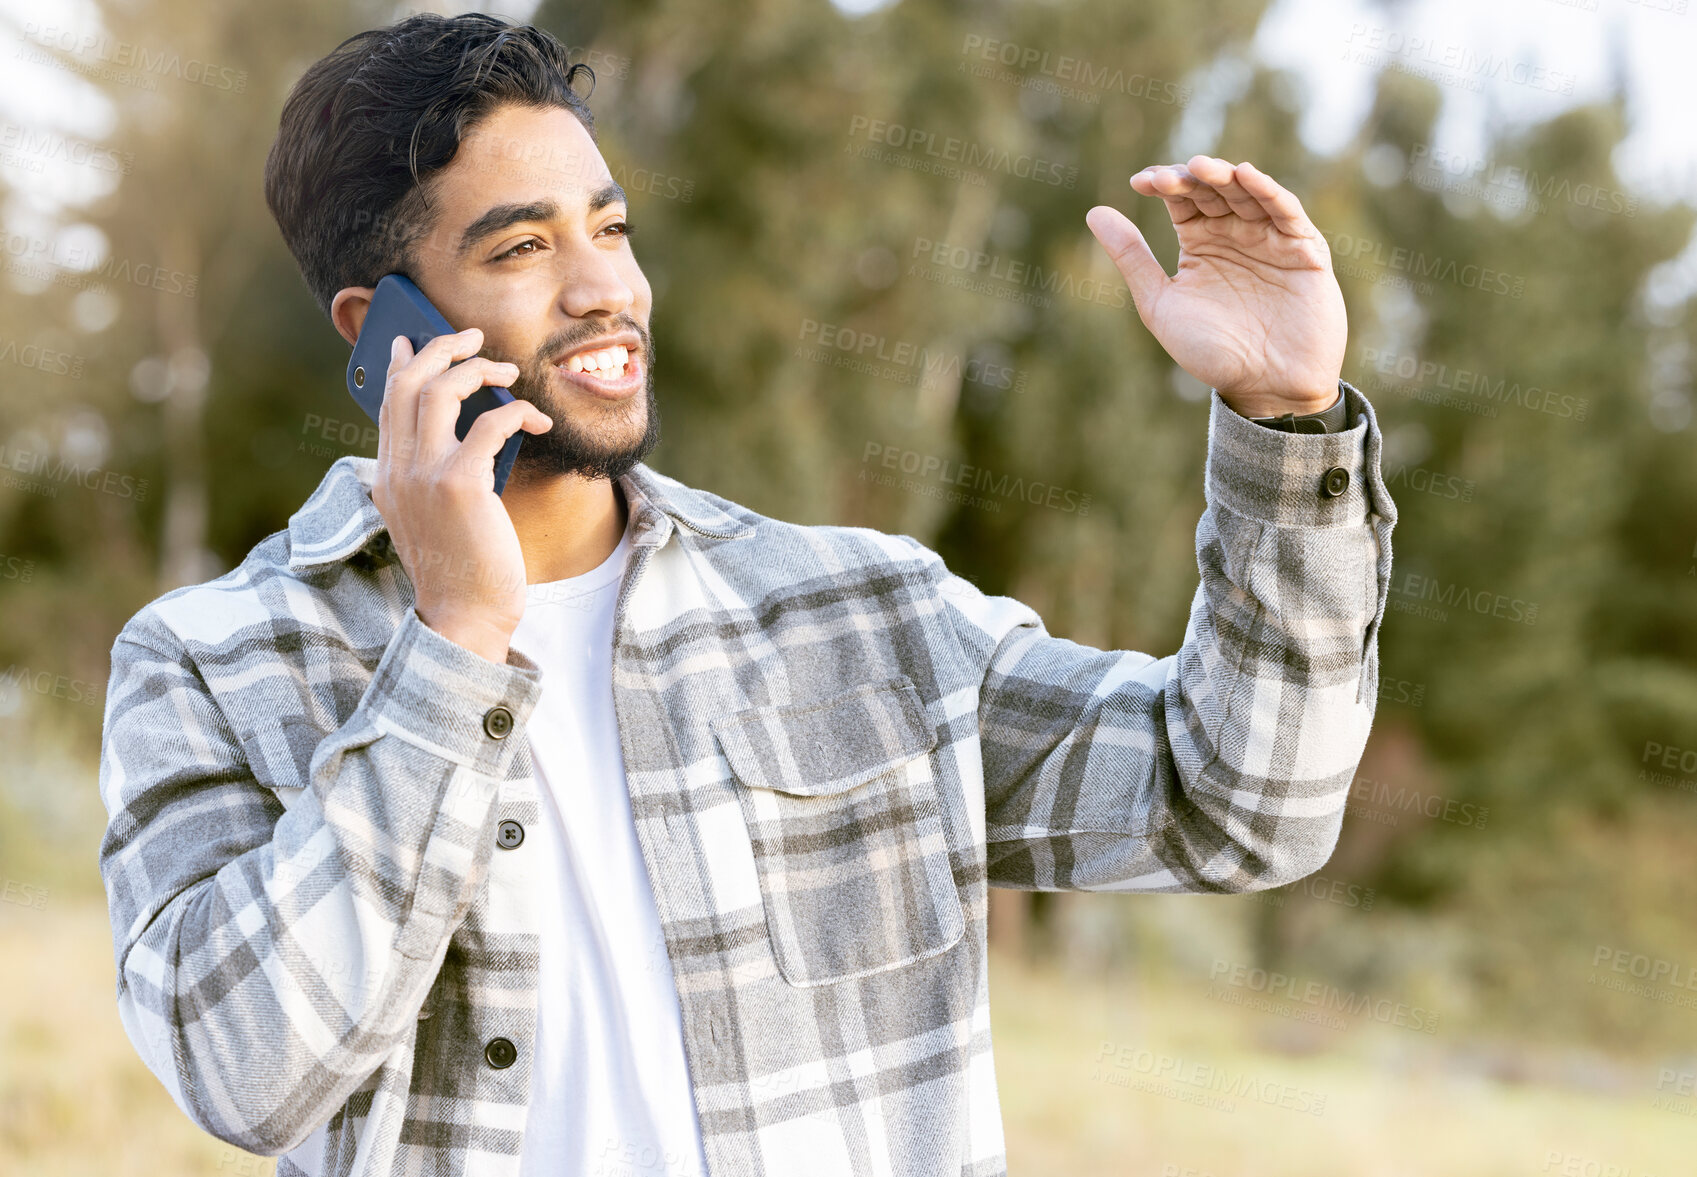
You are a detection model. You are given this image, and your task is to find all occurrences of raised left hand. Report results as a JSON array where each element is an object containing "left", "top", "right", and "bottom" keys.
[{"left": 1086, "top": 155, "right": 1346, "bottom": 419}]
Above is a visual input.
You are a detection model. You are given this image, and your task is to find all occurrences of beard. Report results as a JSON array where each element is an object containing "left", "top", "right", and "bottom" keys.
[{"left": 495, "top": 312, "right": 661, "bottom": 485}]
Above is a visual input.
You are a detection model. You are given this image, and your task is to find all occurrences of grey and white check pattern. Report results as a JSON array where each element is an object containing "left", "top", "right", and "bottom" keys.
[{"left": 98, "top": 383, "right": 1397, "bottom": 1176}]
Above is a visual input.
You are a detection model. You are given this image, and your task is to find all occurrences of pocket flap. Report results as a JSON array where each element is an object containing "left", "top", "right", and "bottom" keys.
[
  {"left": 710, "top": 675, "right": 937, "bottom": 796},
  {"left": 237, "top": 716, "right": 325, "bottom": 802}
]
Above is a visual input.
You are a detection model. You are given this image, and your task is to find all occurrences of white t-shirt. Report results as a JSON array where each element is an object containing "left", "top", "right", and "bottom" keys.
[{"left": 508, "top": 508, "right": 711, "bottom": 1177}]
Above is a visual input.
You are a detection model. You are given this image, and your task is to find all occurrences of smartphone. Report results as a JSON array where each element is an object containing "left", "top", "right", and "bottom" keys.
[{"left": 346, "top": 273, "right": 524, "bottom": 496}]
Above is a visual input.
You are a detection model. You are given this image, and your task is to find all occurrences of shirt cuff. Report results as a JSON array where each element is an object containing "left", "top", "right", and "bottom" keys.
[
  {"left": 1205, "top": 379, "right": 1395, "bottom": 530},
  {"left": 358, "top": 607, "right": 545, "bottom": 778}
]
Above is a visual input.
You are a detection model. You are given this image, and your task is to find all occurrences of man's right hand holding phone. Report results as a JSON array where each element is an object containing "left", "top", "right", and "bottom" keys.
[{"left": 370, "top": 326, "right": 554, "bottom": 664}]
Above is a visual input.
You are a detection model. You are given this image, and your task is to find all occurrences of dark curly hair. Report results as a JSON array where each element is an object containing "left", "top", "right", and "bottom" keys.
[{"left": 263, "top": 12, "right": 597, "bottom": 321}]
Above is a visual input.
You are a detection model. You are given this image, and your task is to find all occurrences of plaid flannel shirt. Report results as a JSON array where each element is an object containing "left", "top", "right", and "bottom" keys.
[{"left": 98, "top": 383, "right": 1397, "bottom": 1177}]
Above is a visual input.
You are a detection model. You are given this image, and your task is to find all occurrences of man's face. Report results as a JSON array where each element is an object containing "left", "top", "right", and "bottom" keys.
[{"left": 406, "top": 102, "right": 658, "bottom": 483}]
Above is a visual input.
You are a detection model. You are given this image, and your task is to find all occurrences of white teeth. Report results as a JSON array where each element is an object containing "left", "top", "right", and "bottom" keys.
[{"left": 561, "top": 344, "right": 631, "bottom": 380}]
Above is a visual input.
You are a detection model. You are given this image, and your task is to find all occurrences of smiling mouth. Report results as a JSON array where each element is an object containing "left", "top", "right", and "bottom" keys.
[
  {"left": 552, "top": 340, "right": 643, "bottom": 398},
  {"left": 560, "top": 342, "right": 631, "bottom": 380}
]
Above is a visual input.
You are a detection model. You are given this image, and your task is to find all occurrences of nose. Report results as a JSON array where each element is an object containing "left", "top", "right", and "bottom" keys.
[{"left": 553, "top": 240, "right": 634, "bottom": 320}]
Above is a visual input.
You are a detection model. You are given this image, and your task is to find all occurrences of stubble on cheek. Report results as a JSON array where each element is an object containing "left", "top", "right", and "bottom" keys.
[
  {"left": 476, "top": 320, "right": 660, "bottom": 482},
  {"left": 519, "top": 355, "right": 659, "bottom": 453}
]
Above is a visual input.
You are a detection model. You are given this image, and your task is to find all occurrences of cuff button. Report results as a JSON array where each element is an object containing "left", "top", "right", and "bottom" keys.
[
  {"left": 1320, "top": 467, "right": 1350, "bottom": 498},
  {"left": 483, "top": 705, "right": 514, "bottom": 739}
]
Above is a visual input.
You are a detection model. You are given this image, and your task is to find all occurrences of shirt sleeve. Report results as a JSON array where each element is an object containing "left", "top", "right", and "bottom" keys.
[
  {"left": 909, "top": 379, "right": 1397, "bottom": 893},
  {"left": 97, "top": 605, "right": 543, "bottom": 1155}
]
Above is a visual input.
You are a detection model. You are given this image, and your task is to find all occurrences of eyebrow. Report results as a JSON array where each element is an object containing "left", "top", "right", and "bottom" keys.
[{"left": 455, "top": 182, "right": 628, "bottom": 258}]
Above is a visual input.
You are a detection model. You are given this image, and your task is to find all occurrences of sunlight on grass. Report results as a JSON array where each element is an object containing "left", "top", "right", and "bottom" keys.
[
  {"left": 7, "top": 900, "right": 1692, "bottom": 1177},
  {"left": 0, "top": 903, "right": 274, "bottom": 1177},
  {"left": 988, "top": 945, "right": 1696, "bottom": 1177}
]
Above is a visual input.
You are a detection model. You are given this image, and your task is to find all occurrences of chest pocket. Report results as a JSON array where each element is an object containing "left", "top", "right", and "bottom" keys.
[
  {"left": 710, "top": 675, "right": 965, "bottom": 987},
  {"left": 237, "top": 716, "right": 327, "bottom": 808}
]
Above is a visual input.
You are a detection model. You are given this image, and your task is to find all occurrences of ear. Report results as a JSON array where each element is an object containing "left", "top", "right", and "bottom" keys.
[{"left": 330, "top": 286, "right": 377, "bottom": 347}]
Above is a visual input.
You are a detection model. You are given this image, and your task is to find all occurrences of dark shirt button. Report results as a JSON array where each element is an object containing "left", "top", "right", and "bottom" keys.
[
  {"left": 1321, "top": 467, "right": 1350, "bottom": 498},
  {"left": 485, "top": 1037, "right": 518, "bottom": 1069},
  {"left": 496, "top": 819, "right": 525, "bottom": 850},
  {"left": 483, "top": 706, "right": 514, "bottom": 739}
]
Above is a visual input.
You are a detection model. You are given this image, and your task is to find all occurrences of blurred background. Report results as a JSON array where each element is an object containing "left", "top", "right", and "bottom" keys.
[{"left": 1, "top": 0, "right": 1694, "bottom": 1173}]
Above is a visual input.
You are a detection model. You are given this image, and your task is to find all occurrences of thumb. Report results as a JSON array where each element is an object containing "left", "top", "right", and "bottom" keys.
[{"left": 1086, "top": 205, "right": 1167, "bottom": 321}]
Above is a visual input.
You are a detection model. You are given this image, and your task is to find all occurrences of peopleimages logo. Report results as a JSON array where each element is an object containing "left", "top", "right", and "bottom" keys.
[
  {"left": 1382, "top": 462, "right": 1475, "bottom": 503},
  {"left": 1207, "top": 959, "right": 1440, "bottom": 1034},
  {"left": 0, "top": 554, "right": 35, "bottom": 582},
  {"left": 796, "top": 319, "right": 1031, "bottom": 393},
  {"left": 1389, "top": 571, "right": 1538, "bottom": 625},
  {"left": 1321, "top": 230, "right": 1526, "bottom": 298},
  {"left": 958, "top": 35, "right": 1192, "bottom": 107},
  {"left": 0, "top": 333, "right": 85, "bottom": 379},
  {"left": 1092, "top": 1042, "right": 1328, "bottom": 1116},
  {"left": 1359, "top": 348, "right": 1590, "bottom": 421},
  {"left": 0, "top": 231, "right": 198, "bottom": 299},
  {"left": 19, "top": 22, "right": 248, "bottom": 92},
  {"left": 1408, "top": 144, "right": 1639, "bottom": 219},
  {"left": 846, "top": 115, "right": 1078, "bottom": 188},
  {"left": 0, "top": 121, "right": 134, "bottom": 176},
  {"left": 1284, "top": 871, "right": 1376, "bottom": 910},
  {"left": 1538, "top": 1148, "right": 1666, "bottom": 1177},
  {"left": 909, "top": 237, "right": 1128, "bottom": 309},
  {"left": 0, "top": 663, "right": 103, "bottom": 708},
  {"left": 861, "top": 441, "right": 1091, "bottom": 516},
  {"left": 1348, "top": 775, "right": 1489, "bottom": 830},
  {"left": 1641, "top": 741, "right": 1697, "bottom": 778},
  {"left": 0, "top": 879, "right": 49, "bottom": 910},
  {"left": 0, "top": 443, "right": 150, "bottom": 502},
  {"left": 1342, "top": 24, "right": 1576, "bottom": 96},
  {"left": 1591, "top": 945, "right": 1697, "bottom": 993}
]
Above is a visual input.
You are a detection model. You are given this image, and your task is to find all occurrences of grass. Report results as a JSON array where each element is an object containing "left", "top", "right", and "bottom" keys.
[
  {"left": 987, "top": 945, "right": 1696, "bottom": 1177},
  {"left": 4, "top": 901, "right": 1692, "bottom": 1177},
  {"left": 0, "top": 900, "right": 270, "bottom": 1177}
]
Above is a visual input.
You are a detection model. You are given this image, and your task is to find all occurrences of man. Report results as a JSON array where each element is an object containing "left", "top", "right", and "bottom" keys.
[{"left": 97, "top": 12, "right": 1396, "bottom": 1177}]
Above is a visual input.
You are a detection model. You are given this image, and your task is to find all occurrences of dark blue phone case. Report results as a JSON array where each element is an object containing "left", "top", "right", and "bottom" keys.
[{"left": 346, "top": 274, "right": 524, "bottom": 496}]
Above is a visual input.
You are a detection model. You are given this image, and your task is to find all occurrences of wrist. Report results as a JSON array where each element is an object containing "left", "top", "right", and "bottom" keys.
[
  {"left": 419, "top": 608, "right": 515, "bottom": 664},
  {"left": 1245, "top": 387, "right": 1349, "bottom": 435},
  {"left": 1222, "top": 385, "right": 1341, "bottom": 419}
]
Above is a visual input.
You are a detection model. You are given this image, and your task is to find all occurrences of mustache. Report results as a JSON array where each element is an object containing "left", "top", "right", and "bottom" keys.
[{"left": 533, "top": 313, "right": 651, "bottom": 366}]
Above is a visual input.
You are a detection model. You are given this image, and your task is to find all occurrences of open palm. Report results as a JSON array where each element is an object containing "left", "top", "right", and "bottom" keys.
[{"left": 1086, "top": 155, "right": 1346, "bottom": 419}]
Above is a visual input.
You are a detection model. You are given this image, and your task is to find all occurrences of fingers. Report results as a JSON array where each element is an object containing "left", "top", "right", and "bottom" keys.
[
  {"left": 1130, "top": 165, "right": 1211, "bottom": 223},
  {"left": 416, "top": 355, "right": 521, "bottom": 457},
  {"left": 1129, "top": 157, "right": 1313, "bottom": 237},
  {"left": 1182, "top": 156, "right": 1271, "bottom": 221},
  {"left": 381, "top": 334, "right": 410, "bottom": 466},
  {"left": 1232, "top": 160, "right": 1313, "bottom": 237},
  {"left": 455, "top": 398, "right": 554, "bottom": 480},
  {"left": 380, "top": 327, "right": 489, "bottom": 469},
  {"left": 1136, "top": 161, "right": 1237, "bottom": 220},
  {"left": 377, "top": 341, "right": 395, "bottom": 467},
  {"left": 1085, "top": 205, "right": 1167, "bottom": 325}
]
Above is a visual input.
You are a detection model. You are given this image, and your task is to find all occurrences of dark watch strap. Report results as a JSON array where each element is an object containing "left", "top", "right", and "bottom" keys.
[{"left": 1248, "top": 387, "right": 1349, "bottom": 434}]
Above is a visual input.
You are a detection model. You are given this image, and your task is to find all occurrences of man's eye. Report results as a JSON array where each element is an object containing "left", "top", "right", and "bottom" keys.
[
  {"left": 496, "top": 239, "right": 542, "bottom": 260},
  {"left": 605, "top": 220, "right": 636, "bottom": 239}
]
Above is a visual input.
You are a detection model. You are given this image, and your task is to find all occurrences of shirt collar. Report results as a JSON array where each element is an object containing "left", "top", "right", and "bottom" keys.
[{"left": 285, "top": 455, "right": 755, "bottom": 574}]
